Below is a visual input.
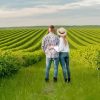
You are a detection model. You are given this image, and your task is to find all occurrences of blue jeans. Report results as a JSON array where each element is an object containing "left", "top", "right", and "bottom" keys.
[
  {"left": 59, "top": 52, "right": 70, "bottom": 80},
  {"left": 45, "top": 57, "right": 59, "bottom": 79}
]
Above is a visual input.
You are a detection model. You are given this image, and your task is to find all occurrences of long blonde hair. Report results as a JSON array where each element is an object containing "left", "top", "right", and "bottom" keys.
[{"left": 63, "top": 36, "right": 67, "bottom": 46}]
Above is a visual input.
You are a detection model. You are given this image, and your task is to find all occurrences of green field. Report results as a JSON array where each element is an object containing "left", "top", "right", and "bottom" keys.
[
  {"left": 0, "top": 26, "right": 100, "bottom": 100},
  {"left": 0, "top": 27, "right": 100, "bottom": 51}
]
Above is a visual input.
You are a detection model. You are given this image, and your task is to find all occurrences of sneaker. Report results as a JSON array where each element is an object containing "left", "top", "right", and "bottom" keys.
[
  {"left": 45, "top": 78, "right": 49, "bottom": 82},
  {"left": 53, "top": 77, "right": 57, "bottom": 82},
  {"left": 67, "top": 78, "right": 71, "bottom": 83},
  {"left": 65, "top": 78, "right": 68, "bottom": 82}
]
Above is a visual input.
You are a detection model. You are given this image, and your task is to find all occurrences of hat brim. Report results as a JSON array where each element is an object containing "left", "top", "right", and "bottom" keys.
[{"left": 57, "top": 30, "right": 67, "bottom": 36}]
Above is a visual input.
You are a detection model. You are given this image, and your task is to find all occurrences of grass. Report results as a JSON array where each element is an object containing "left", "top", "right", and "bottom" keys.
[{"left": 0, "top": 57, "right": 100, "bottom": 100}]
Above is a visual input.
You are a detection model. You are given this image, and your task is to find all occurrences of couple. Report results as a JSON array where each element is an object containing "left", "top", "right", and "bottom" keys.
[{"left": 42, "top": 25, "right": 71, "bottom": 83}]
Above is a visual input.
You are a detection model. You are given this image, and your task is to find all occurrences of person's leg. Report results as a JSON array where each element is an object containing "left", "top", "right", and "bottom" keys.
[
  {"left": 59, "top": 56, "right": 67, "bottom": 82},
  {"left": 53, "top": 58, "right": 59, "bottom": 82},
  {"left": 65, "top": 53, "right": 71, "bottom": 82},
  {"left": 45, "top": 57, "right": 52, "bottom": 81}
]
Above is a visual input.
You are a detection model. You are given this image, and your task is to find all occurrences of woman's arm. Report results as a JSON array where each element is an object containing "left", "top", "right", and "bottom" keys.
[{"left": 54, "top": 37, "right": 65, "bottom": 52}]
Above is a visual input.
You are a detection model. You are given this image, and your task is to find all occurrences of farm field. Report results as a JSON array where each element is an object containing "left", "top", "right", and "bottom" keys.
[
  {"left": 0, "top": 58, "right": 100, "bottom": 100},
  {"left": 0, "top": 26, "right": 100, "bottom": 100},
  {"left": 0, "top": 27, "right": 100, "bottom": 51}
]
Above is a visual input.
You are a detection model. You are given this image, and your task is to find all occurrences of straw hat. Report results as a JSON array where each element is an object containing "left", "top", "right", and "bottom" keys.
[{"left": 57, "top": 27, "right": 67, "bottom": 36}]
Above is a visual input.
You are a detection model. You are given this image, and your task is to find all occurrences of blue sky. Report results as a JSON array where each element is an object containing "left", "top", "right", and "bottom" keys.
[{"left": 0, "top": 0, "right": 100, "bottom": 27}]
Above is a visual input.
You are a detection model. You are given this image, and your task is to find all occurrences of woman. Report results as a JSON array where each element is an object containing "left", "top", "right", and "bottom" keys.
[{"left": 50, "top": 27, "right": 71, "bottom": 83}]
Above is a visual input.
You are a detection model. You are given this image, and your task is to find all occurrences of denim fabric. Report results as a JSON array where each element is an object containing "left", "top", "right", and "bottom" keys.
[
  {"left": 59, "top": 52, "right": 70, "bottom": 79},
  {"left": 45, "top": 57, "right": 59, "bottom": 79}
]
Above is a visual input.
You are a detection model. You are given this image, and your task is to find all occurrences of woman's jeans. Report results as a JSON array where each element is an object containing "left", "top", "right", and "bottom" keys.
[
  {"left": 59, "top": 52, "right": 70, "bottom": 80},
  {"left": 45, "top": 57, "right": 59, "bottom": 79}
]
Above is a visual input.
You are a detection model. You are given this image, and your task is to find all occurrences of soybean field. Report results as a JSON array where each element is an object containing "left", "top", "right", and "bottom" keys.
[
  {"left": 0, "top": 27, "right": 100, "bottom": 51},
  {"left": 0, "top": 26, "right": 100, "bottom": 100}
]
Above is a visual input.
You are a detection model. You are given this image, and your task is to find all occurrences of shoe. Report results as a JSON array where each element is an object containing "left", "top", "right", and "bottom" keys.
[
  {"left": 97, "top": 67, "right": 100, "bottom": 70},
  {"left": 53, "top": 77, "right": 57, "bottom": 82},
  {"left": 65, "top": 78, "right": 67, "bottom": 82},
  {"left": 67, "top": 78, "right": 71, "bottom": 83},
  {"left": 45, "top": 78, "right": 49, "bottom": 82}
]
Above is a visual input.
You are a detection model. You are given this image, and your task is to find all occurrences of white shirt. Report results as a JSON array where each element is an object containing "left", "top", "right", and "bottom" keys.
[{"left": 54, "top": 37, "right": 70, "bottom": 52}]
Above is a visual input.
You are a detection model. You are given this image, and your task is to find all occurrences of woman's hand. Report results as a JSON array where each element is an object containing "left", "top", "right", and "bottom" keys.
[{"left": 48, "top": 45, "right": 54, "bottom": 49}]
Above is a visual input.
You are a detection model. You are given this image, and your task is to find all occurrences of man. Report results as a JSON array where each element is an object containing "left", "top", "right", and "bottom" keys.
[{"left": 42, "top": 25, "right": 59, "bottom": 82}]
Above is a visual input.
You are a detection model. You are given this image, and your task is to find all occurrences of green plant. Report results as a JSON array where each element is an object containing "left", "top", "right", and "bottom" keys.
[
  {"left": 0, "top": 49, "right": 44, "bottom": 77},
  {"left": 70, "top": 45, "right": 100, "bottom": 69},
  {"left": 13, "top": 50, "right": 44, "bottom": 66},
  {"left": 0, "top": 50, "right": 21, "bottom": 77}
]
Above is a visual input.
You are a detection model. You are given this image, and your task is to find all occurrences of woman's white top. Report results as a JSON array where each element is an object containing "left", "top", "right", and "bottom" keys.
[{"left": 54, "top": 37, "right": 70, "bottom": 52}]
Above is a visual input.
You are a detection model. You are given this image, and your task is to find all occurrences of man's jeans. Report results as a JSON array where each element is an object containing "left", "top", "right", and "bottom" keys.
[
  {"left": 45, "top": 57, "right": 59, "bottom": 79},
  {"left": 59, "top": 52, "right": 70, "bottom": 80}
]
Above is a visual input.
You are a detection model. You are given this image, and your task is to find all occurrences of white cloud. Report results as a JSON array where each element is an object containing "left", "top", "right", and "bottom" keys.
[
  {"left": 0, "top": 7, "right": 58, "bottom": 18},
  {"left": 44, "top": 0, "right": 100, "bottom": 10},
  {"left": 0, "top": 0, "right": 100, "bottom": 18},
  {"left": 0, "top": 16, "right": 100, "bottom": 27}
]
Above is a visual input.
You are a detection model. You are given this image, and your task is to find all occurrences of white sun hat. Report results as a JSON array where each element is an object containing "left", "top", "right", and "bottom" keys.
[{"left": 57, "top": 27, "right": 67, "bottom": 36}]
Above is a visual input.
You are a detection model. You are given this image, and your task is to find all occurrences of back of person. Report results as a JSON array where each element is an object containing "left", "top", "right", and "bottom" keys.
[
  {"left": 42, "top": 25, "right": 60, "bottom": 82},
  {"left": 59, "top": 37, "right": 69, "bottom": 52},
  {"left": 58, "top": 37, "right": 69, "bottom": 58},
  {"left": 43, "top": 32, "right": 59, "bottom": 58}
]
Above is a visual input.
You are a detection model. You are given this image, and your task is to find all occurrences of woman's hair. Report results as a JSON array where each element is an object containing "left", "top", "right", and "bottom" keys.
[{"left": 63, "top": 36, "right": 67, "bottom": 46}]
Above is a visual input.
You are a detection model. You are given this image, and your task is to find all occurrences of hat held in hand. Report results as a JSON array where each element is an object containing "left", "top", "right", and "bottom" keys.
[{"left": 57, "top": 27, "right": 67, "bottom": 36}]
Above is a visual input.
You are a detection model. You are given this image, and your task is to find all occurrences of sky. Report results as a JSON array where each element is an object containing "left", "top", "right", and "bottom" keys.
[{"left": 0, "top": 0, "right": 100, "bottom": 27}]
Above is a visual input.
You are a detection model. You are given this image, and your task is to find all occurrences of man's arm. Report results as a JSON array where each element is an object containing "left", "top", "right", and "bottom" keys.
[
  {"left": 41, "top": 37, "right": 46, "bottom": 52},
  {"left": 57, "top": 36, "right": 60, "bottom": 45}
]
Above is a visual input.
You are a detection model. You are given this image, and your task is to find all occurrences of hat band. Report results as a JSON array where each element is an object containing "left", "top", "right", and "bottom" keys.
[{"left": 59, "top": 31, "right": 65, "bottom": 34}]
